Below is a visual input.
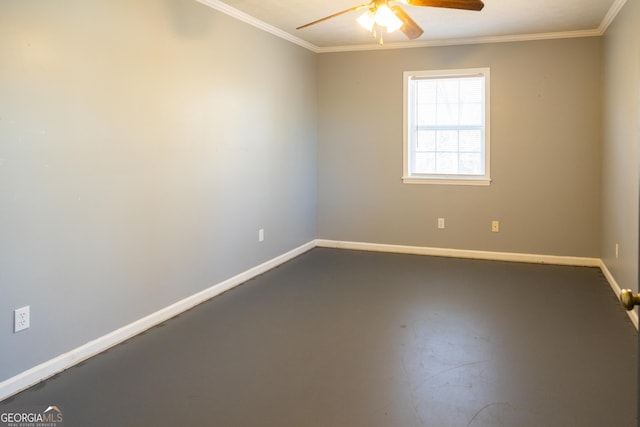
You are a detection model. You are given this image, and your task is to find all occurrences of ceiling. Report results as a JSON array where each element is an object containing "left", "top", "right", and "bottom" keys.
[{"left": 197, "top": 0, "right": 626, "bottom": 52}]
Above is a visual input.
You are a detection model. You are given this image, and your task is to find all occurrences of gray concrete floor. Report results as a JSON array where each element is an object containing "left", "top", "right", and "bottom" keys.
[{"left": 1, "top": 248, "right": 637, "bottom": 426}]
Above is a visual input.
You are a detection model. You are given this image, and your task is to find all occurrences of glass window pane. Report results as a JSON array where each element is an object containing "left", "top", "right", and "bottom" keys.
[
  {"left": 417, "top": 131, "right": 436, "bottom": 151},
  {"left": 459, "top": 130, "right": 482, "bottom": 152},
  {"left": 435, "top": 152, "right": 458, "bottom": 174},
  {"left": 417, "top": 104, "right": 436, "bottom": 126},
  {"left": 436, "top": 131, "right": 458, "bottom": 152},
  {"left": 417, "top": 80, "right": 436, "bottom": 104},
  {"left": 460, "top": 78, "right": 483, "bottom": 103},
  {"left": 436, "top": 103, "right": 459, "bottom": 126},
  {"left": 415, "top": 152, "right": 435, "bottom": 173},
  {"left": 437, "top": 80, "right": 459, "bottom": 104},
  {"left": 460, "top": 103, "right": 482, "bottom": 126},
  {"left": 459, "top": 153, "right": 483, "bottom": 175}
]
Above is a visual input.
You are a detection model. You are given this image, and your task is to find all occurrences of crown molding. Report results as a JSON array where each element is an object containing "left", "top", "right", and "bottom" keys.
[
  {"left": 314, "top": 29, "right": 603, "bottom": 53},
  {"left": 599, "top": 0, "right": 628, "bottom": 33},
  {"left": 195, "top": 0, "right": 317, "bottom": 51}
]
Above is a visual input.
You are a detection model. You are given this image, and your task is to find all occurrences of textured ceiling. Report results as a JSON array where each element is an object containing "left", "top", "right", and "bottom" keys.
[{"left": 199, "top": 0, "right": 624, "bottom": 51}]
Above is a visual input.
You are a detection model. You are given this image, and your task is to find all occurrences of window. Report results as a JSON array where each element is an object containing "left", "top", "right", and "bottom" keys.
[{"left": 403, "top": 68, "right": 490, "bottom": 185}]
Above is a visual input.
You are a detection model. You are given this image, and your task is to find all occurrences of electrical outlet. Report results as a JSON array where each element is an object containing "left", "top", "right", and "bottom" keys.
[
  {"left": 258, "top": 228, "right": 264, "bottom": 242},
  {"left": 491, "top": 220, "right": 500, "bottom": 233},
  {"left": 14, "top": 306, "right": 30, "bottom": 333},
  {"left": 437, "top": 218, "right": 445, "bottom": 229}
]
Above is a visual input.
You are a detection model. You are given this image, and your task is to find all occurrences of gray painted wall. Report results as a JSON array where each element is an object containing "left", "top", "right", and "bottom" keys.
[
  {"left": 602, "top": 0, "right": 640, "bottom": 295},
  {"left": 0, "top": 0, "right": 317, "bottom": 381},
  {"left": 317, "top": 38, "right": 602, "bottom": 257}
]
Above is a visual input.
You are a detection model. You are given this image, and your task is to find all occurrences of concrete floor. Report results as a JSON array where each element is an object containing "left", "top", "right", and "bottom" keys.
[{"left": 1, "top": 248, "right": 637, "bottom": 426}]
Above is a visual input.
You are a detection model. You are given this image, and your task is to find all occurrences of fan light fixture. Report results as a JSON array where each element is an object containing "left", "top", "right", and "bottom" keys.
[
  {"left": 357, "top": 5, "right": 403, "bottom": 33},
  {"left": 296, "top": 0, "right": 485, "bottom": 46}
]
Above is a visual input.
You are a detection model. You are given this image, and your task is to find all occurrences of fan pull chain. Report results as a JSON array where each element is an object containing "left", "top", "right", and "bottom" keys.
[{"left": 370, "top": 27, "right": 384, "bottom": 45}]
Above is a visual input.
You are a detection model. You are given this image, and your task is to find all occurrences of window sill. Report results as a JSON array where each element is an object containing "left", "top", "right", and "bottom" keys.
[{"left": 402, "top": 176, "right": 492, "bottom": 186}]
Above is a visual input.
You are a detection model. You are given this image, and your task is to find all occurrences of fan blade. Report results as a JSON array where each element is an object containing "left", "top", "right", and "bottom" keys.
[
  {"left": 391, "top": 6, "right": 424, "bottom": 39},
  {"left": 406, "top": 0, "right": 484, "bottom": 11},
  {"left": 297, "top": 4, "right": 370, "bottom": 30}
]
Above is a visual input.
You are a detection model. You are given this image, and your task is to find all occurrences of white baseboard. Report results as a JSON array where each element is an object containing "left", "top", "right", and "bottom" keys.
[
  {"left": 2, "top": 238, "right": 635, "bottom": 401},
  {"left": 316, "top": 239, "right": 601, "bottom": 266},
  {"left": 317, "top": 239, "right": 638, "bottom": 330},
  {"left": 0, "top": 240, "right": 316, "bottom": 402}
]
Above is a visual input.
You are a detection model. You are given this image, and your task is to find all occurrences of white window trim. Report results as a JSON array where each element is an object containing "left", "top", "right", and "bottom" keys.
[{"left": 402, "top": 67, "right": 491, "bottom": 186}]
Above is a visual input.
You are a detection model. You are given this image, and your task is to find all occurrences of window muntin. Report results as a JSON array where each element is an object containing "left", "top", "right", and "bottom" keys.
[{"left": 403, "top": 68, "right": 490, "bottom": 185}]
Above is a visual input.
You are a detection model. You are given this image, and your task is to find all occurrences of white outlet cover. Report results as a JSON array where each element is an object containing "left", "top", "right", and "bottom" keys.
[{"left": 14, "top": 306, "right": 30, "bottom": 333}]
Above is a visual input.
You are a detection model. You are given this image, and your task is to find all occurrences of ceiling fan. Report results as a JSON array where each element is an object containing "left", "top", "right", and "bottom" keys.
[{"left": 297, "top": 0, "right": 484, "bottom": 43}]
